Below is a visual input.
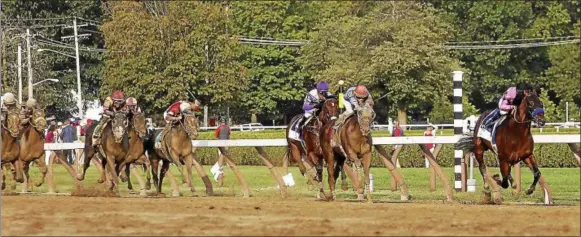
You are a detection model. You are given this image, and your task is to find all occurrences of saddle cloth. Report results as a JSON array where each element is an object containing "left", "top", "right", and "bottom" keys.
[
  {"left": 477, "top": 114, "right": 507, "bottom": 143},
  {"left": 287, "top": 116, "right": 313, "bottom": 141}
]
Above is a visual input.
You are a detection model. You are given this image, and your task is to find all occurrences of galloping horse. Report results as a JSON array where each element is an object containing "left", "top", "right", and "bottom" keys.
[
  {"left": 119, "top": 112, "right": 151, "bottom": 195},
  {"left": 1, "top": 110, "right": 23, "bottom": 190},
  {"left": 147, "top": 112, "right": 210, "bottom": 196},
  {"left": 321, "top": 103, "right": 376, "bottom": 201},
  {"left": 455, "top": 89, "right": 547, "bottom": 204},
  {"left": 78, "top": 112, "right": 129, "bottom": 192},
  {"left": 285, "top": 97, "right": 339, "bottom": 198},
  {"left": 18, "top": 108, "right": 48, "bottom": 192}
]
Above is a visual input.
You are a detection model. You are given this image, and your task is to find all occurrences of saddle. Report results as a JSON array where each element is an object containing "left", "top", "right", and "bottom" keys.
[
  {"left": 288, "top": 116, "right": 314, "bottom": 141},
  {"left": 477, "top": 113, "right": 507, "bottom": 152}
]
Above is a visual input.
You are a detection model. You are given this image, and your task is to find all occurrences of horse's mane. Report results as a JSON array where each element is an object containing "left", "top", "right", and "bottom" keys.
[{"left": 513, "top": 90, "right": 525, "bottom": 106}]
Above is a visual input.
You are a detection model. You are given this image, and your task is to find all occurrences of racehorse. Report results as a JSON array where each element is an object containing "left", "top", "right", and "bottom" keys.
[
  {"left": 1, "top": 110, "right": 24, "bottom": 190},
  {"left": 78, "top": 112, "right": 129, "bottom": 193},
  {"left": 118, "top": 112, "right": 151, "bottom": 195},
  {"left": 285, "top": 97, "right": 339, "bottom": 198},
  {"left": 18, "top": 108, "right": 48, "bottom": 192},
  {"left": 321, "top": 102, "right": 376, "bottom": 201},
  {"left": 455, "top": 89, "right": 547, "bottom": 204},
  {"left": 147, "top": 112, "right": 211, "bottom": 196}
]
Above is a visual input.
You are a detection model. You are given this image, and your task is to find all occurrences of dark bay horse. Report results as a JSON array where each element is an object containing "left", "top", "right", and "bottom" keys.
[
  {"left": 119, "top": 112, "right": 151, "bottom": 195},
  {"left": 455, "top": 89, "right": 546, "bottom": 204},
  {"left": 321, "top": 103, "right": 376, "bottom": 201},
  {"left": 78, "top": 112, "right": 129, "bottom": 192},
  {"left": 18, "top": 108, "right": 48, "bottom": 192},
  {"left": 285, "top": 97, "right": 339, "bottom": 198},
  {"left": 1, "top": 110, "right": 24, "bottom": 190}
]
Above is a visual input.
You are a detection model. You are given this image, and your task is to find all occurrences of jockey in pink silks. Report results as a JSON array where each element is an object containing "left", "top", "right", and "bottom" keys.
[{"left": 482, "top": 83, "right": 533, "bottom": 148}]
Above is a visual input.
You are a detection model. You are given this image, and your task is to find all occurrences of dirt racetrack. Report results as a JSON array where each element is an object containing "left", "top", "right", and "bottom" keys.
[{"left": 1, "top": 195, "right": 579, "bottom": 236}]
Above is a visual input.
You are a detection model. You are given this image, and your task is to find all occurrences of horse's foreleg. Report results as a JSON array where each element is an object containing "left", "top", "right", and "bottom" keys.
[
  {"left": 362, "top": 152, "right": 372, "bottom": 203},
  {"left": 289, "top": 144, "right": 307, "bottom": 176},
  {"left": 143, "top": 156, "right": 152, "bottom": 190},
  {"left": 14, "top": 159, "right": 24, "bottom": 183},
  {"left": 21, "top": 161, "right": 31, "bottom": 192},
  {"left": 125, "top": 163, "right": 134, "bottom": 194},
  {"left": 33, "top": 158, "right": 47, "bottom": 187},
  {"left": 340, "top": 165, "right": 348, "bottom": 191},
  {"left": 104, "top": 155, "right": 118, "bottom": 191},
  {"left": 497, "top": 160, "right": 511, "bottom": 189},
  {"left": 183, "top": 154, "right": 195, "bottom": 194},
  {"left": 522, "top": 155, "right": 541, "bottom": 195}
]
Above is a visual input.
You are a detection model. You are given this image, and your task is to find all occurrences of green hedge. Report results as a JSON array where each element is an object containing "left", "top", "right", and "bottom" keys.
[{"left": 192, "top": 132, "right": 580, "bottom": 168}]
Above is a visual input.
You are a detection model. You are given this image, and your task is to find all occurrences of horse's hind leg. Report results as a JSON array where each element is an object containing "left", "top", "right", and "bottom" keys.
[
  {"left": 475, "top": 148, "right": 501, "bottom": 204},
  {"left": 151, "top": 158, "right": 161, "bottom": 194},
  {"left": 523, "top": 155, "right": 541, "bottom": 195},
  {"left": 33, "top": 158, "right": 47, "bottom": 187},
  {"left": 159, "top": 161, "right": 170, "bottom": 195}
]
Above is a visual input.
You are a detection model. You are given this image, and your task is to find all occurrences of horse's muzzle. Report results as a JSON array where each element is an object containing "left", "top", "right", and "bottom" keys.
[{"left": 534, "top": 117, "right": 546, "bottom": 127}]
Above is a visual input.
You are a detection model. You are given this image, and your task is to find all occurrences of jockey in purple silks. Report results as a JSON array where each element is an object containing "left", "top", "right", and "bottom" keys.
[{"left": 294, "top": 81, "right": 332, "bottom": 133}]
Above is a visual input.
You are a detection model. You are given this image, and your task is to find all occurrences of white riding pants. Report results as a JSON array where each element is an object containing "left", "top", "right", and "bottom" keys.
[{"left": 343, "top": 99, "right": 353, "bottom": 114}]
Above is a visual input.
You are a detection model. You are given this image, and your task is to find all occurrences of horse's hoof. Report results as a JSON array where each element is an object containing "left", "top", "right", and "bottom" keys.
[
  {"left": 492, "top": 192, "right": 503, "bottom": 205},
  {"left": 139, "top": 190, "right": 147, "bottom": 197},
  {"left": 172, "top": 191, "right": 180, "bottom": 197},
  {"left": 512, "top": 190, "right": 520, "bottom": 197},
  {"left": 341, "top": 183, "right": 349, "bottom": 191},
  {"left": 34, "top": 182, "right": 44, "bottom": 187},
  {"left": 525, "top": 189, "right": 534, "bottom": 196},
  {"left": 128, "top": 189, "right": 136, "bottom": 195},
  {"left": 120, "top": 177, "right": 128, "bottom": 183},
  {"left": 145, "top": 184, "right": 151, "bottom": 190},
  {"left": 205, "top": 191, "right": 213, "bottom": 197},
  {"left": 97, "top": 179, "right": 105, "bottom": 184},
  {"left": 1, "top": 183, "right": 5, "bottom": 190},
  {"left": 182, "top": 183, "right": 189, "bottom": 188}
]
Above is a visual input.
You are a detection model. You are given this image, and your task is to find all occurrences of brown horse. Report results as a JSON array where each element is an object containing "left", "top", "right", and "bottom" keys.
[
  {"left": 78, "top": 112, "right": 129, "bottom": 192},
  {"left": 18, "top": 108, "right": 48, "bottom": 192},
  {"left": 147, "top": 112, "right": 208, "bottom": 196},
  {"left": 285, "top": 97, "right": 339, "bottom": 198},
  {"left": 321, "top": 102, "right": 376, "bottom": 201},
  {"left": 119, "top": 112, "right": 151, "bottom": 195},
  {"left": 1, "top": 110, "right": 24, "bottom": 190},
  {"left": 455, "top": 89, "right": 547, "bottom": 203}
]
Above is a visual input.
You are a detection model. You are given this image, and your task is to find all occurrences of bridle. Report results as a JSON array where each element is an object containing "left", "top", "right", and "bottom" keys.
[{"left": 512, "top": 92, "right": 545, "bottom": 124}]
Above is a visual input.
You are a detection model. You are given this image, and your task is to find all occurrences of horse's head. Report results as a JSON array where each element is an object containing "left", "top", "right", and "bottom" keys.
[
  {"left": 356, "top": 103, "right": 376, "bottom": 136},
  {"left": 182, "top": 113, "right": 199, "bottom": 139},
  {"left": 320, "top": 97, "right": 339, "bottom": 123},
  {"left": 31, "top": 109, "right": 47, "bottom": 133},
  {"left": 132, "top": 113, "right": 147, "bottom": 139},
  {"left": 111, "top": 111, "right": 128, "bottom": 143},
  {"left": 517, "top": 90, "right": 546, "bottom": 127},
  {"left": 4, "top": 111, "right": 20, "bottom": 137}
]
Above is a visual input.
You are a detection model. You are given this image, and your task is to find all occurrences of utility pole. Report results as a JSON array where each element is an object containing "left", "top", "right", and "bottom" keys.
[
  {"left": 26, "top": 28, "right": 32, "bottom": 99},
  {"left": 73, "top": 17, "right": 83, "bottom": 117},
  {"left": 17, "top": 43, "right": 22, "bottom": 103}
]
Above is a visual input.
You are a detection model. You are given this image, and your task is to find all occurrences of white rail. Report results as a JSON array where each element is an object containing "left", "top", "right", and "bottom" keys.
[{"left": 44, "top": 134, "right": 580, "bottom": 150}]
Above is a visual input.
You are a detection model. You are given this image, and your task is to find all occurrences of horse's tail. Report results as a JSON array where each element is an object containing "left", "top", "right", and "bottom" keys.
[{"left": 454, "top": 134, "right": 475, "bottom": 153}]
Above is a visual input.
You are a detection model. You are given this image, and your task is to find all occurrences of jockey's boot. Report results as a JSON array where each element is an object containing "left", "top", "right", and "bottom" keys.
[{"left": 92, "top": 118, "right": 108, "bottom": 147}]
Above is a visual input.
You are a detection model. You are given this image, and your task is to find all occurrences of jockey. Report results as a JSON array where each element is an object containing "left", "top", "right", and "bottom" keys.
[
  {"left": 92, "top": 90, "right": 126, "bottom": 146},
  {"left": 19, "top": 98, "right": 37, "bottom": 126},
  {"left": 1, "top": 92, "right": 19, "bottom": 121},
  {"left": 126, "top": 97, "right": 141, "bottom": 115},
  {"left": 295, "top": 81, "right": 331, "bottom": 132},
  {"left": 482, "top": 83, "right": 533, "bottom": 130},
  {"left": 335, "top": 85, "right": 374, "bottom": 129}
]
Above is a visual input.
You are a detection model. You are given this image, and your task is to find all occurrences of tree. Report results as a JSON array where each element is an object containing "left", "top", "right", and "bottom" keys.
[
  {"left": 302, "top": 2, "right": 457, "bottom": 125},
  {"left": 100, "top": 2, "right": 247, "bottom": 115}
]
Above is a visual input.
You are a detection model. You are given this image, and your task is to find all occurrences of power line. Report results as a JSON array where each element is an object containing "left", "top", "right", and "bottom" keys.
[
  {"left": 445, "top": 39, "right": 580, "bottom": 49},
  {"left": 0, "top": 17, "right": 70, "bottom": 22},
  {"left": 446, "top": 36, "right": 579, "bottom": 45}
]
